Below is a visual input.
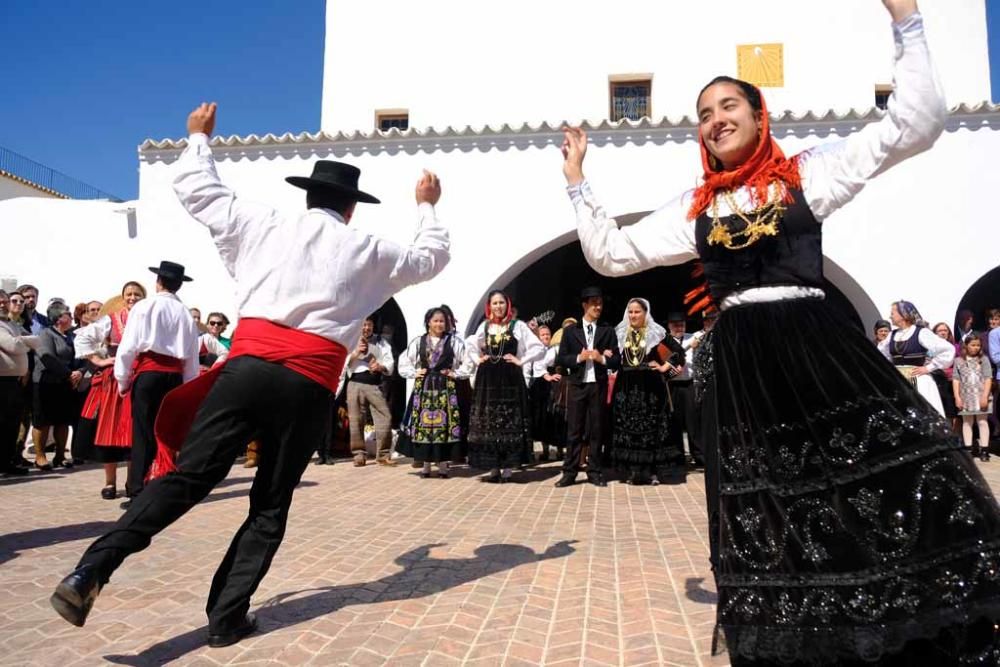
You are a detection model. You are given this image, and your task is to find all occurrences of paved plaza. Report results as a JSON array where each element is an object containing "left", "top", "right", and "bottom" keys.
[{"left": 2, "top": 454, "right": 999, "bottom": 666}]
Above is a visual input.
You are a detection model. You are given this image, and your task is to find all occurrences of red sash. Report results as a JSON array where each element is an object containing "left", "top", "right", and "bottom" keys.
[
  {"left": 135, "top": 351, "right": 185, "bottom": 376},
  {"left": 150, "top": 318, "right": 347, "bottom": 479}
]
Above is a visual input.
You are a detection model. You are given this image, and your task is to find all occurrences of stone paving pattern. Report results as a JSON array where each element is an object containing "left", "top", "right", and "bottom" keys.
[{"left": 2, "top": 453, "right": 999, "bottom": 666}]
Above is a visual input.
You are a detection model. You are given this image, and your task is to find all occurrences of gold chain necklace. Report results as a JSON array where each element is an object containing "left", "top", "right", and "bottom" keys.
[{"left": 707, "top": 186, "right": 785, "bottom": 250}]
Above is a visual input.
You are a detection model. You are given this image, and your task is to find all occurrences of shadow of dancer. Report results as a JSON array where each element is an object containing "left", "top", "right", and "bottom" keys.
[
  {"left": 1, "top": 521, "right": 118, "bottom": 567},
  {"left": 105, "top": 540, "right": 577, "bottom": 665}
]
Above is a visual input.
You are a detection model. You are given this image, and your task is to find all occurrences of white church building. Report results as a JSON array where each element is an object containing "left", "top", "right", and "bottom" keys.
[{"left": 4, "top": 0, "right": 998, "bottom": 343}]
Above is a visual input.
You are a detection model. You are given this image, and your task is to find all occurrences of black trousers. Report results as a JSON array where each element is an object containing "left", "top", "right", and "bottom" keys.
[
  {"left": 562, "top": 381, "right": 606, "bottom": 475},
  {"left": 0, "top": 377, "right": 22, "bottom": 469},
  {"left": 127, "top": 370, "right": 183, "bottom": 498},
  {"left": 667, "top": 380, "right": 702, "bottom": 464},
  {"left": 78, "top": 356, "right": 332, "bottom": 632}
]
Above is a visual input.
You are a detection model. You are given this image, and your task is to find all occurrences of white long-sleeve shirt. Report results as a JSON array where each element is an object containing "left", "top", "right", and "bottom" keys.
[
  {"left": 398, "top": 334, "right": 470, "bottom": 380},
  {"left": 346, "top": 336, "right": 395, "bottom": 377},
  {"left": 524, "top": 346, "right": 557, "bottom": 385},
  {"left": 74, "top": 316, "right": 113, "bottom": 359},
  {"left": 172, "top": 133, "right": 450, "bottom": 349},
  {"left": 878, "top": 325, "right": 955, "bottom": 372},
  {"left": 198, "top": 333, "right": 230, "bottom": 366},
  {"left": 114, "top": 291, "right": 200, "bottom": 391},
  {"left": 568, "top": 13, "right": 945, "bottom": 303}
]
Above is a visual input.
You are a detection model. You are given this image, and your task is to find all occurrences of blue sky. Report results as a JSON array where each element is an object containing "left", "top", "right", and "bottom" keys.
[{"left": 2, "top": 1, "right": 999, "bottom": 201}]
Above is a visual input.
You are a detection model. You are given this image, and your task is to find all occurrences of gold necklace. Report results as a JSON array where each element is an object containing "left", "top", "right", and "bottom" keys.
[
  {"left": 623, "top": 327, "right": 646, "bottom": 367},
  {"left": 707, "top": 186, "right": 785, "bottom": 250}
]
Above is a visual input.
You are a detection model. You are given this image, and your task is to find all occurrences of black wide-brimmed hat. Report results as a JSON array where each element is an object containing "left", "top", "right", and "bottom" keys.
[
  {"left": 285, "top": 161, "right": 381, "bottom": 204},
  {"left": 149, "top": 260, "right": 193, "bottom": 282},
  {"left": 580, "top": 286, "right": 604, "bottom": 301}
]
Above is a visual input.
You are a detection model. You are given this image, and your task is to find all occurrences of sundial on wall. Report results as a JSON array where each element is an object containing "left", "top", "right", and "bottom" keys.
[{"left": 737, "top": 43, "right": 784, "bottom": 88}]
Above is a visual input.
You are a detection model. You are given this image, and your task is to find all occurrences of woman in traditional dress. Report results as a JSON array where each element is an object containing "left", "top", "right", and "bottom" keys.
[
  {"left": 75, "top": 281, "right": 146, "bottom": 499},
  {"left": 396, "top": 306, "right": 469, "bottom": 478},
  {"left": 466, "top": 290, "right": 544, "bottom": 483},
  {"left": 878, "top": 300, "right": 955, "bottom": 417},
  {"left": 561, "top": 1, "right": 1000, "bottom": 662},
  {"left": 608, "top": 298, "right": 684, "bottom": 485}
]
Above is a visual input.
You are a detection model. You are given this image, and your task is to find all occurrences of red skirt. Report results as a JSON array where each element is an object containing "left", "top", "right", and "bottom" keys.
[{"left": 81, "top": 367, "right": 132, "bottom": 448}]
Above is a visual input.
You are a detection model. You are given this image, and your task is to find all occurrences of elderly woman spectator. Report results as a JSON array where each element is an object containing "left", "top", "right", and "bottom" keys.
[{"left": 31, "top": 302, "right": 84, "bottom": 470}]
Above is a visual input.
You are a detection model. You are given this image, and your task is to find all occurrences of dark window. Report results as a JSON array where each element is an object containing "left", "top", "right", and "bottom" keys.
[
  {"left": 610, "top": 80, "right": 651, "bottom": 122},
  {"left": 874, "top": 86, "right": 893, "bottom": 111},
  {"left": 377, "top": 114, "right": 409, "bottom": 131}
]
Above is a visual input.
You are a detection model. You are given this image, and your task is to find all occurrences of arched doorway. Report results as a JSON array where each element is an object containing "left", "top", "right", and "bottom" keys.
[
  {"left": 955, "top": 265, "right": 1000, "bottom": 334},
  {"left": 466, "top": 239, "right": 866, "bottom": 337},
  {"left": 372, "top": 298, "right": 408, "bottom": 428}
]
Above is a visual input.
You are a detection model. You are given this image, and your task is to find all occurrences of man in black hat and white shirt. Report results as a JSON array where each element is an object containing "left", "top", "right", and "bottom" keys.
[
  {"left": 115, "top": 260, "right": 200, "bottom": 507},
  {"left": 52, "top": 102, "right": 448, "bottom": 648},
  {"left": 555, "top": 286, "right": 620, "bottom": 487}
]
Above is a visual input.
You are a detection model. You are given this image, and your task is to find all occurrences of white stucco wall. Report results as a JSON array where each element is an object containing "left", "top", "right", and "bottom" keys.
[
  {"left": 0, "top": 174, "right": 61, "bottom": 201},
  {"left": 130, "top": 109, "right": 1000, "bottom": 344},
  {"left": 321, "top": 0, "right": 989, "bottom": 134},
  {"left": 0, "top": 197, "right": 239, "bottom": 319}
]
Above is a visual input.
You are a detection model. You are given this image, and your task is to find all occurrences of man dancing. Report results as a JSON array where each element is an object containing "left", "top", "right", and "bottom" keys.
[{"left": 50, "top": 102, "right": 450, "bottom": 647}]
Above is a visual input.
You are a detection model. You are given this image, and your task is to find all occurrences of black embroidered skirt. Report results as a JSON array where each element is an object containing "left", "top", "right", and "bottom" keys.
[
  {"left": 467, "top": 360, "right": 531, "bottom": 470},
  {"left": 703, "top": 297, "right": 1000, "bottom": 665},
  {"left": 608, "top": 366, "right": 675, "bottom": 477}
]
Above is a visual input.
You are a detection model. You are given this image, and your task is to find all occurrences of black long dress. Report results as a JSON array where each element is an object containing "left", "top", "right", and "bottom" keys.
[
  {"left": 467, "top": 323, "right": 532, "bottom": 470},
  {"left": 696, "top": 191, "right": 1000, "bottom": 665},
  {"left": 608, "top": 337, "right": 675, "bottom": 481}
]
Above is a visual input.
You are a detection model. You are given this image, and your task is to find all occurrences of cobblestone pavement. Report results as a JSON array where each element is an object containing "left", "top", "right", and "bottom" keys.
[{"left": 2, "top": 451, "right": 999, "bottom": 666}]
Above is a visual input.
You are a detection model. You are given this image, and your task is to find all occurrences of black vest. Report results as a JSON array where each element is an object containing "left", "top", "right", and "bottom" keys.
[
  {"left": 889, "top": 326, "right": 928, "bottom": 366},
  {"left": 694, "top": 188, "right": 823, "bottom": 303}
]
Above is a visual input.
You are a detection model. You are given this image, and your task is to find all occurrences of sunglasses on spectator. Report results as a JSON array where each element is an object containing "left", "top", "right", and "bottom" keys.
[{"left": 208, "top": 320, "right": 225, "bottom": 326}]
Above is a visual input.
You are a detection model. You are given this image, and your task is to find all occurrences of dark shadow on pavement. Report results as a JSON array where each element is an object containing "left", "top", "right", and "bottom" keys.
[
  {"left": 0, "top": 521, "right": 117, "bottom": 567},
  {"left": 685, "top": 576, "right": 718, "bottom": 605},
  {"left": 104, "top": 540, "right": 578, "bottom": 665},
  {"left": 199, "top": 480, "right": 316, "bottom": 506}
]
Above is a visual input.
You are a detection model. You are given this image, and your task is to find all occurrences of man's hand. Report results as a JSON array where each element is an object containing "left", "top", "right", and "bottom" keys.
[
  {"left": 911, "top": 366, "right": 930, "bottom": 378},
  {"left": 561, "top": 126, "right": 587, "bottom": 185},
  {"left": 69, "top": 370, "right": 83, "bottom": 389},
  {"left": 416, "top": 170, "right": 441, "bottom": 205},
  {"left": 882, "top": 0, "right": 917, "bottom": 23},
  {"left": 188, "top": 102, "right": 217, "bottom": 137},
  {"left": 415, "top": 368, "right": 428, "bottom": 379},
  {"left": 368, "top": 360, "right": 384, "bottom": 374}
]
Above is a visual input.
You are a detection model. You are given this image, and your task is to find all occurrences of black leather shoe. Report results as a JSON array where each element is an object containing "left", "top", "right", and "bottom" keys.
[
  {"left": 588, "top": 474, "right": 607, "bottom": 487},
  {"left": 207, "top": 612, "right": 258, "bottom": 648},
  {"left": 554, "top": 474, "right": 576, "bottom": 488},
  {"left": 100, "top": 485, "right": 117, "bottom": 500},
  {"left": 119, "top": 499, "right": 132, "bottom": 510},
  {"left": 51, "top": 565, "right": 102, "bottom": 627},
  {"left": 483, "top": 472, "right": 502, "bottom": 484}
]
